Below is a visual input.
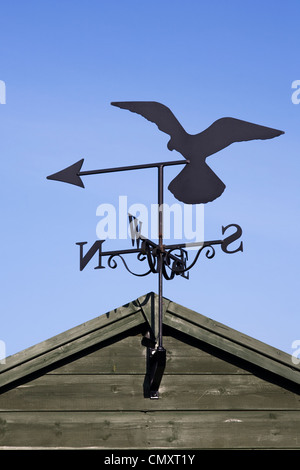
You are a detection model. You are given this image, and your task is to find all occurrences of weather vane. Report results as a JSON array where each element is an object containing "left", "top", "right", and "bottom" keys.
[{"left": 47, "top": 101, "right": 284, "bottom": 398}]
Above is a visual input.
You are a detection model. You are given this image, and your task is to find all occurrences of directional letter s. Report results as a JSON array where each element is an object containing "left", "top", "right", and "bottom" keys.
[{"left": 221, "top": 224, "right": 243, "bottom": 254}]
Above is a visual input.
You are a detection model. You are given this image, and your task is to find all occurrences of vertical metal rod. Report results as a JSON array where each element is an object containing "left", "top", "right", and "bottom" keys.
[{"left": 158, "top": 165, "right": 164, "bottom": 349}]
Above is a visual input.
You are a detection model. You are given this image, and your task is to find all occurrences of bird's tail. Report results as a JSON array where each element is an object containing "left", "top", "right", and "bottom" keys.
[{"left": 168, "top": 161, "right": 225, "bottom": 204}]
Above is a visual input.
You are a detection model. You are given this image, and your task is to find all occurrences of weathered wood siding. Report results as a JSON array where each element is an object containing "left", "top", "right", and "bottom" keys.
[{"left": 0, "top": 324, "right": 299, "bottom": 449}]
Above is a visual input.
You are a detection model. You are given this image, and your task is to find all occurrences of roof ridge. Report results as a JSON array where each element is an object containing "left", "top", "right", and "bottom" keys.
[{"left": 0, "top": 292, "right": 299, "bottom": 390}]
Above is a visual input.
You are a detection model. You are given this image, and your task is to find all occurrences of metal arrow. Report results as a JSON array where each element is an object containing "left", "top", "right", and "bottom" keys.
[{"left": 47, "top": 158, "right": 188, "bottom": 188}]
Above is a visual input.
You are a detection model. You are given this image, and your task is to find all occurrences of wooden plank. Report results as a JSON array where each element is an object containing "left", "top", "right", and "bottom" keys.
[
  {"left": 164, "top": 335, "right": 250, "bottom": 375},
  {"left": 47, "top": 334, "right": 249, "bottom": 375},
  {"left": 0, "top": 410, "right": 299, "bottom": 449},
  {"left": 0, "top": 301, "right": 142, "bottom": 374},
  {"left": 164, "top": 309, "right": 300, "bottom": 385},
  {"left": 48, "top": 334, "right": 147, "bottom": 375},
  {"left": 1, "top": 374, "right": 299, "bottom": 411},
  {"left": 166, "top": 300, "right": 299, "bottom": 370},
  {"left": 0, "top": 311, "right": 145, "bottom": 389}
]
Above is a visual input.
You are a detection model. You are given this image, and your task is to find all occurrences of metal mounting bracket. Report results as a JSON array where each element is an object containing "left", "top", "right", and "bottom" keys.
[{"left": 149, "top": 346, "right": 166, "bottom": 399}]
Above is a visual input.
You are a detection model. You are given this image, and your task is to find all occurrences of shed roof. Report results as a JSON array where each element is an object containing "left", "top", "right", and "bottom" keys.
[{"left": 1, "top": 292, "right": 299, "bottom": 390}]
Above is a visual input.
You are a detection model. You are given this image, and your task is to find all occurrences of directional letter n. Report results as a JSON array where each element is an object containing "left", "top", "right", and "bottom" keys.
[{"left": 76, "top": 240, "right": 105, "bottom": 271}]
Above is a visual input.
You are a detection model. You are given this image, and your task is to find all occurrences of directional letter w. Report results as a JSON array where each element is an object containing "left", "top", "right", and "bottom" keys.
[{"left": 128, "top": 214, "right": 143, "bottom": 248}]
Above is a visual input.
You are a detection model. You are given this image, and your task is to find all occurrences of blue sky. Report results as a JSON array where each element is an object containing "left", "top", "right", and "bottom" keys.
[{"left": 0, "top": 0, "right": 299, "bottom": 358}]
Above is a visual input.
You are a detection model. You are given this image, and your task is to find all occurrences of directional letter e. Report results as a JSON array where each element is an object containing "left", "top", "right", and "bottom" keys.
[{"left": 76, "top": 240, "right": 105, "bottom": 271}]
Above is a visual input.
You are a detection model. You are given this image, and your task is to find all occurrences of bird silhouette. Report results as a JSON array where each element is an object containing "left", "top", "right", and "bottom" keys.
[{"left": 111, "top": 101, "right": 284, "bottom": 204}]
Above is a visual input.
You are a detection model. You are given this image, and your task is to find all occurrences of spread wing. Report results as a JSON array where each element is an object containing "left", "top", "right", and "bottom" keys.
[
  {"left": 111, "top": 101, "right": 185, "bottom": 137},
  {"left": 200, "top": 117, "right": 284, "bottom": 157}
]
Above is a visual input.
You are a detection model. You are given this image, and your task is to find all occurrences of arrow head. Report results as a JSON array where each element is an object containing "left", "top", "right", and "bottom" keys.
[{"left": 47, "top": 159, "right": 85, "bottom": 188}]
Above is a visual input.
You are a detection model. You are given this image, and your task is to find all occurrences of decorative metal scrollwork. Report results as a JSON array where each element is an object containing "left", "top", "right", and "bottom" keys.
[
  {"left": 105, "top": 241, "right": 217, "bottom": 281},
  {"left": 166, "top": 244, "right": 216, "bottom": 274},
  {"left": 77, "top": 224, "right": 243, "bottom": 281},
  {"left": 107, "top": 253, "right": 152, "bottom": 277}
]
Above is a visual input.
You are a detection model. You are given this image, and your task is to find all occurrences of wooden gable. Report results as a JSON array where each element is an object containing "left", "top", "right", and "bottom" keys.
[{"left": 0, "top": 292, "right": 299, "bottom": 449}]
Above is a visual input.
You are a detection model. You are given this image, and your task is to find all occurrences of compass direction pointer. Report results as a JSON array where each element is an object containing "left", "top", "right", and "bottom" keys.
[
  {"left": 47, "top": 159, "right": 85, "bottom": 187},
  {"left": 47, "top": 158, "right": 188, "bottom": 189}
]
